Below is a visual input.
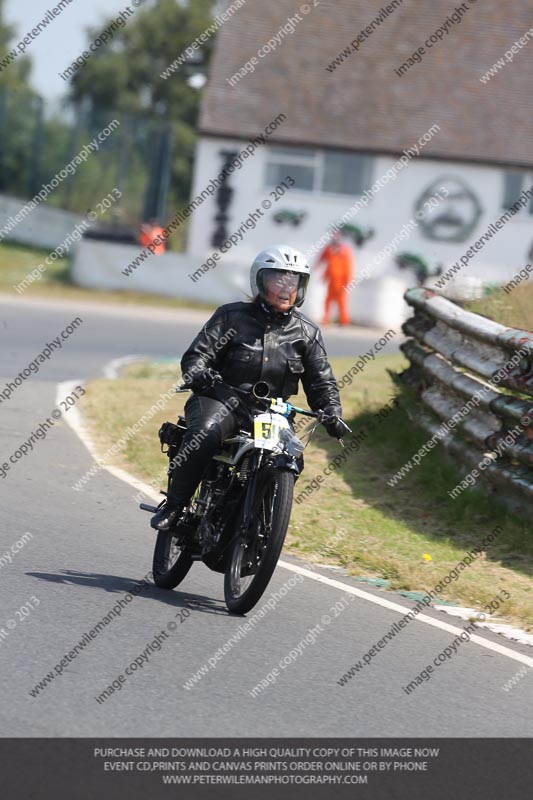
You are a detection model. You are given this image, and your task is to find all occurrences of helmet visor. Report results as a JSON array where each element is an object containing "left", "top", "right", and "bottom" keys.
[{"left": 257, "top": 269, "right": 309, "bottom": 306}]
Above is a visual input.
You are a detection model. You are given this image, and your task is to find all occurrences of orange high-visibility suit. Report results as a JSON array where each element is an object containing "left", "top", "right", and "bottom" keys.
[
  {"left": 139, "top": 224, "right": 166, "bottom": 255},
  {"left": 317, "top": 242, "right": 355, "bottom": 325}
]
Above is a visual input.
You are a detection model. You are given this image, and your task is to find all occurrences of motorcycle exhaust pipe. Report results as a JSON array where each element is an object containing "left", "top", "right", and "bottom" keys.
[{"left": 252, "top": 381, "right": 271, "bottom": 399}]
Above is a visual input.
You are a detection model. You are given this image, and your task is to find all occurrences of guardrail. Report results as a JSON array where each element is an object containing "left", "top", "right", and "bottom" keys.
[{"left": 398, "top": 287, "right": 533, "bottom": 514}]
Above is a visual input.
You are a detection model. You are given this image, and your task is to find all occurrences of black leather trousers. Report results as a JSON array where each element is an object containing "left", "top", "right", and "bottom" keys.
[{"left": 167, "top": 394, "right": 239, "bottom": 507}]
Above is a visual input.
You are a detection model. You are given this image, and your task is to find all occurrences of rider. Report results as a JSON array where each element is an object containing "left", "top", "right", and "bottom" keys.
[{"left": 151, "top": 244, "right": 348, "bottom": 531}]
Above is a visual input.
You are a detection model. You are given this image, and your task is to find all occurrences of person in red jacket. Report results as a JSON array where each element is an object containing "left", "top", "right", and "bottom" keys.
[
  {"left": 315, "top": 231, "right": 355, "bottom": 325},
  {"left": 138, "top": 219, "right": 166, "bottom": 255}
]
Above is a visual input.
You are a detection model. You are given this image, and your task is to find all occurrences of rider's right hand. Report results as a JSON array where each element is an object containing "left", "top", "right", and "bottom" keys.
[{"left": 188, "top": 368, "right": 223, "bottom": 393}]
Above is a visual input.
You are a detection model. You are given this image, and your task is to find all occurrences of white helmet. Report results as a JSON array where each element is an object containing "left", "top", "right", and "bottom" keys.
[{"left": 250, "top": 244, "right": 310, "bottom": 308}]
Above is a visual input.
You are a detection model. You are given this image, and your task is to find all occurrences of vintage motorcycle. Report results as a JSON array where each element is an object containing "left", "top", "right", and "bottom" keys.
[{"left": 140, "top": 381, "right": 348, "bottom": 614}]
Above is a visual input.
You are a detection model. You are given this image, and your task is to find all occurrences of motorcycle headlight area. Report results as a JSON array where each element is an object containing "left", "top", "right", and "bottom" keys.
[{"left": 279, "top": 428, "right": 305, "bottom": 457}]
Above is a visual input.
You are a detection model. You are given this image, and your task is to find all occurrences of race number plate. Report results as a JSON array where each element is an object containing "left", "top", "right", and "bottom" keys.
[{"left": 253, "top": 412, "right": 290, "bottom": 452}]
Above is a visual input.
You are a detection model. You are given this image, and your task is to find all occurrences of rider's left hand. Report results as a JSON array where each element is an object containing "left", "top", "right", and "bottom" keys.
[{"left": 323, "top": 414, "right": 351, "bottom": 439}]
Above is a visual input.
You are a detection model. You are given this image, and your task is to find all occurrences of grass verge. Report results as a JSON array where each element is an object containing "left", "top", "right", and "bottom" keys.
[
  {"left": 466, "top": 283, "right": 533, "bottom": 331},
  {"left": 0, "top": 241, "right": 216, "bottom": 312},
  {"left": 78, "top": 354, "right": 533, "bottom": 631}
]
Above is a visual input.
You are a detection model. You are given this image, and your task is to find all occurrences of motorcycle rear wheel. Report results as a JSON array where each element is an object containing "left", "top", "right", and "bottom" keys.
[
  {"left": 224, "top": 468, "right": 294, "bottom": 614},
  {"left": 152, "top": 531, "right": 194, "bottom": 590}
]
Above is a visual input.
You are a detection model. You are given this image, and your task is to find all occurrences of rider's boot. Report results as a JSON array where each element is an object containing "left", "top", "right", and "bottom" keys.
[{"left": 150, "top": 500, "right": 186, "bottom": 531}]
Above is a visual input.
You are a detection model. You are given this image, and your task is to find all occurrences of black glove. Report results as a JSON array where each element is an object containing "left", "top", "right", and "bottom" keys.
[
  {"left": 323, "top": 413, "right": 349, "bottom": 439},
  {"left": 188, "top": 368, "right": 222, "bottom": 393}
]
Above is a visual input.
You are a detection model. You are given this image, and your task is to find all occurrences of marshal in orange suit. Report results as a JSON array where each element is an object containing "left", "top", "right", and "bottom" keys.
[
  {"left": 315, "top": 231, "right": 355, "bottom": 325},
  {"left": 138, "top": 219, "right": 166, "bottom": 255}
]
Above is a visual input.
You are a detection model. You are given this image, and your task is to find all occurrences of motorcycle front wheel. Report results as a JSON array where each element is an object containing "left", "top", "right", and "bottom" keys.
[{"left": 224, "top": 468, "right": 294, "bottom": 614}]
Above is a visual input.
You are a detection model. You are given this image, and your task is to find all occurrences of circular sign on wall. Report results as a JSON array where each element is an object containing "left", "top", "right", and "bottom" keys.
[{"left": 415, "top": 176, "right": 483, "bottom": 242}]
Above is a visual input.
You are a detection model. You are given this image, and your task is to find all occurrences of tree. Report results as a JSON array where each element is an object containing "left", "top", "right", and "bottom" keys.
[
  {"left": 69, "top": 0, "right": 216, "bottom": 215},
  {"left": 0, "top": 0, "right": 43, "bottom": 194},
  {"left": 0, "top": 0, "right": 33, "bottom": 90}
]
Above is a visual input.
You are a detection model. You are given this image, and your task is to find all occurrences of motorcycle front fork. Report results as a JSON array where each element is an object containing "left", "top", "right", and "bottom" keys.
[{"left": 238, "top": 450, "right": 264, "bottom": 539}]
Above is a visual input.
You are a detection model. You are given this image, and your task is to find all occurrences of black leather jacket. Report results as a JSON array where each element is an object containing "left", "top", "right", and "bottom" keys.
[{"left": 181, "top": 299, "right": 342, "bottom": 417}]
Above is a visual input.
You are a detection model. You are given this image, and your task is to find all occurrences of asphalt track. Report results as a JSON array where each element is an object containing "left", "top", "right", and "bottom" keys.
[{"left": 1, "top": 294, "right": 532, "bottom": 737}]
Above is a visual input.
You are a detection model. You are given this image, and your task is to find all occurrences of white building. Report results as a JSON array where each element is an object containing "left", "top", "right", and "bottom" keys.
[{"left": 185, "top": 0, "right": 533, "bottom": 327}]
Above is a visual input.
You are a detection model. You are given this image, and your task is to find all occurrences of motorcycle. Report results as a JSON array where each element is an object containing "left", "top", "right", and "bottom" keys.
[{"left": 140, "top": 381, "right": 349, "bottom": 614}]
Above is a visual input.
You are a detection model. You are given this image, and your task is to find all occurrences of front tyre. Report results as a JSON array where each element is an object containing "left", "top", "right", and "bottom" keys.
[
  {"left": 224, "top": 468, "right": 294, "bottom": 614},
  {"left": 152, "top": 531, "right": 193, "bottom": 590}
]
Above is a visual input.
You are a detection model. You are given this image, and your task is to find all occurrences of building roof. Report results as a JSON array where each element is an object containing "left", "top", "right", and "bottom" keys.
[{"left": 200, "top": 0, "right": 533, "bottom": 168}]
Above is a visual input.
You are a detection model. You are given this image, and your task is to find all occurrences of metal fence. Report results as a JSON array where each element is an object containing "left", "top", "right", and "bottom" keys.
[
  {"left": 399, "top": 287, "right": 533, "bottom": 514},
  {"left": 0, "top": 87, "right": 174, "bottom": 224}
]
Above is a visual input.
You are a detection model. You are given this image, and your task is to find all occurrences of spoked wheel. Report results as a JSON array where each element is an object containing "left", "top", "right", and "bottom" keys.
[
  {"left": 152, "top": 529, "right": 194, "bottom": 590},
  {"left": 224, "top": 468, "right": 294, "bottom": 614}
]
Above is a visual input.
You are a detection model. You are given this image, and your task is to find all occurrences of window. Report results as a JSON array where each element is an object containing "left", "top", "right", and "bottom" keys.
[
  {"left": 265, "top": 148, "right": 318, "bottom": 192},
  {"left": 503, "top": 171, "right": 533, "bottom": 214},
  {"left": 266, "top": 162, "right": 315, "bottom": 191},
  {"left": 265, "top": 147, "right": 373, "bottom": 196},
  {"left": 322, "top": 151, "right": 373, "bottom": 195}
]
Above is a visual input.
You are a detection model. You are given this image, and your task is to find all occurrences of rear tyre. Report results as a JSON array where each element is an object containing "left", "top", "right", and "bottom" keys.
[
  {"left": 152, "top": 531, "right": 193, "bottom": 590},
  {"left": 224, "top": 468, "right": 294, "bottom": 614}
]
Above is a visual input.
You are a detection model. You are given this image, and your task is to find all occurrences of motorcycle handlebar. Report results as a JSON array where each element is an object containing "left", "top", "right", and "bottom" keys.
[{"left": 175, "top": 379, "right": 324, "bottom": 420}]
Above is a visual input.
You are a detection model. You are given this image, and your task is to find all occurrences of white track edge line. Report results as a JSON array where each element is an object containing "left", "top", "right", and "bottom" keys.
[{"left": 274, "top": 561, "right": 533, "bottom": 668}]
